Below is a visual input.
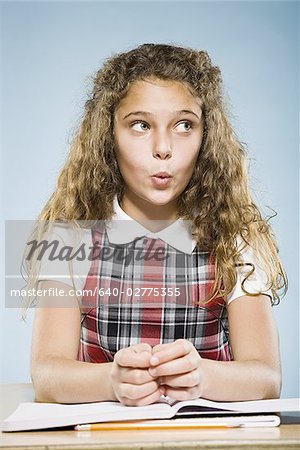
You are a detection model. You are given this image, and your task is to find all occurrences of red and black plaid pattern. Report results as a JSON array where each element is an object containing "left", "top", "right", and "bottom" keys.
[{"left": 78, "top": 225, "right": 232, "bottom": 363}]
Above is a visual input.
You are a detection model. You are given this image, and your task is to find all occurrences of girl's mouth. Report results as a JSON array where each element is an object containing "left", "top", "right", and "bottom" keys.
[{"left": 151, "top": 175, "right": 172, "bottom": 188}]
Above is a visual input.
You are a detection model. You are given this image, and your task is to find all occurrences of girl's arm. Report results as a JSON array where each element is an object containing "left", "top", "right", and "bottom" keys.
[
  {"left": 31, "top": 281, "right": 116, "bottom": 403},
  {"left": 150, "top": 295, "right": 281, "bottom": 401},
  {"left": 200, "top": 294, "right": 282, "bottom": 400},
  {"left": 31, "top": 281, "right": 160, "bottom": 404}
]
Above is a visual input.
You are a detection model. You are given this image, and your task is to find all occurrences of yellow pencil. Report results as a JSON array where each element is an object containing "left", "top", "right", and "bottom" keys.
[{"left": 75, "top": 421, "right": 241, "bottom": 431}]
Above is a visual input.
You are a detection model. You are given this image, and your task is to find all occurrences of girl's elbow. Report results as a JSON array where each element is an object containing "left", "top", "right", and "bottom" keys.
[
  {"left": 265, "top": 367, "right": 282, "bottom": 399},
  {"left": 32, "top": 382, "right": 57, "bottom": 403},
  {"left": 31, "top": 366, "right": 55, "bottom": 403},
  {"left": 272, "top": 372, "right": 282, "bottom": 399}
]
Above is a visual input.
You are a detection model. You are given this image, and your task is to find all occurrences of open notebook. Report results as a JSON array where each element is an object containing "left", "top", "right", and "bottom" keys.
[{"left": 2, "top": 397, "right": 299, "bottom": 431}]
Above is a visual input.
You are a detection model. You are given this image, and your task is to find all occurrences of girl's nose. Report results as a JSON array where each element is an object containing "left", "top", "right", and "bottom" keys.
[{"left": 152, "top": 131, "right": 172, "bottom": 160}]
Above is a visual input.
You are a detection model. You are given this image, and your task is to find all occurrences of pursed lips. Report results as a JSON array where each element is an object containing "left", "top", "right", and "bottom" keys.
[{"left": 152, "top": 172, "right": 172, "bottom": 178}]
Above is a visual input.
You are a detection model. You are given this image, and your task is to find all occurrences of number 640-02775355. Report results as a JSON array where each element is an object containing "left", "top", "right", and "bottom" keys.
[{"left": 98, "top": 287, "right": 181, "bottom": 297}]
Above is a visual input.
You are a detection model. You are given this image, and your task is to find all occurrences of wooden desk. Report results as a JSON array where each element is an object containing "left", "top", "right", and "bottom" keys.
[{"left": 0, "top": 384, "right": 299, "bottom": 450}]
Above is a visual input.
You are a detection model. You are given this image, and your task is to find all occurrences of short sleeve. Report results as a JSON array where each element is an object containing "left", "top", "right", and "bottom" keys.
[
  {"left": 35, "top": 223, "right": 92, "bottom": 291},
  {"left": 225, "top": 236, "right": 272, "bottom": 305}
]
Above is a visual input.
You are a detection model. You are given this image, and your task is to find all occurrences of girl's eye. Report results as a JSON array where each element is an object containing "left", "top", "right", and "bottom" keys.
[
  {"left": 175, "top": 121, "right": 192, "bottom": 132},
  {"left": 131, "top": 121, "right": 149, "bottom": 132},
  {"left": 130, "top": 120, "right": 193, "bottom": 133}
]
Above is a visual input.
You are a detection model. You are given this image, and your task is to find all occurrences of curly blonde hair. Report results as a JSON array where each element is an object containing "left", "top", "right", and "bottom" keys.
[{"left": 28, "top": 43, "right": 287, "bottom": 306}]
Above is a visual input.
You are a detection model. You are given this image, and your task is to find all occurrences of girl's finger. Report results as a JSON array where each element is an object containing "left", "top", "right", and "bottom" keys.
[
  {"left": 122, "top": 387, "right": 163, "bottom": 407},
  {"left": 152, "top": 343, "right": 165, "bottom": 352},
  {"left": 114, "top": 347, "right": 151, "bottom": 368},
  {"left": 152, "top": 341, "right": 182, "bottom": 354},
  {"left": 131, "top": 343, "right": 152, "bottom": 353},
  {"left": 160, "top": 369, "right": 201, "bottom": 388},
  {"left": 119, "top": 367, "right": 157, "bottom": 384},
  {"left": 150, "top": 339, "right": 194, "bottom": 366},
  {"left": 133, "top": 388, "right": 164, "bottom": 407},
  {"left": 148, "top": 353, "right": 199, "bottom": 377},
  {"left": 119, "top": 380, "right": 160, "bottom": 401},
  {"left": 164, "top": 385, "right": 201, "bottom": 401}
]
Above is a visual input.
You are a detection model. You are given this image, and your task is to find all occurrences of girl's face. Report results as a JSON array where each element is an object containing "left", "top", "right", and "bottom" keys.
[{"left": 113, "top": 78, "right": 204, "bottom": 221}]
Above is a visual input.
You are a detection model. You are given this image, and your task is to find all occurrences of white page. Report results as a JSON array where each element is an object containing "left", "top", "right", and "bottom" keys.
[
  {"left": 171, "top": 397, "right": 300, "bottom": 415},
  {"left": 1, "top": 400, "right": 172, "bottom": 432}
]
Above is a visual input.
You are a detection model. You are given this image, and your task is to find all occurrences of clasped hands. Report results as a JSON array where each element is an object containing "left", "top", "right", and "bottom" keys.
[{"left": 111, "top": 339, "right": 204, "bottom": 406}]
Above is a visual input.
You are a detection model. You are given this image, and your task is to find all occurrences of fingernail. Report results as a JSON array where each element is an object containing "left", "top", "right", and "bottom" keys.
[{"left": 150, "top": 356, "right": 159, "bottom": 365}]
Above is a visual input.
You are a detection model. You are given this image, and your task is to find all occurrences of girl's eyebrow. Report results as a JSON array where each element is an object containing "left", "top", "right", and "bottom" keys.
[{"left": 122, "top": 110, "right": 201, "bottom": 120}]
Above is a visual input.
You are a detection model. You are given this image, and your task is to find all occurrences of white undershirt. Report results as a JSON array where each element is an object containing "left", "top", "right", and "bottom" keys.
[{"left": 36, "top": 222, "right": 272, "bottom": 305}]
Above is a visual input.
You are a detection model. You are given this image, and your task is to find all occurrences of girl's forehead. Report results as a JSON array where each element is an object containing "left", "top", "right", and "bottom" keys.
[
  {"left": 117, "top": 78, "right": 202, "bottom": 111},
  {"left": 127, "top": 77, "right": 195, "bottom": 95}
]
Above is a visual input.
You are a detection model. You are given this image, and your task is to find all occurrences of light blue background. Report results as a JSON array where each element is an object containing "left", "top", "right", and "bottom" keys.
[{"left": 1, "top": 1, "right": 299, "bottom": 397}]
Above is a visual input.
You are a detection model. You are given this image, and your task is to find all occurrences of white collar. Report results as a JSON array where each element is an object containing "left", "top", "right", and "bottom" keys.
[{"left": 105, "top": 196, "right": 197, "bottom": 255}]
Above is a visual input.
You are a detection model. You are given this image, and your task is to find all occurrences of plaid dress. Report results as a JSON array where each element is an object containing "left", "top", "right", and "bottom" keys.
[{"left": 78, "top": 224, "right": 232, "bottom": 363}]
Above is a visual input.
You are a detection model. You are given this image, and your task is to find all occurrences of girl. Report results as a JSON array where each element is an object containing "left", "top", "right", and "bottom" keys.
[{"left": 26, "top": 43, "right": 287, "bottom": 406}]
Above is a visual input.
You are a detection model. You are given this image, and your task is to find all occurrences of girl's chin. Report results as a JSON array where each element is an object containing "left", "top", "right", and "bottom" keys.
[
  {"left": 126, "top": 187, "right": 179, "bottom": 206},
  {"left": 141, "top": 192, "right": 176, "bottom": 204}
]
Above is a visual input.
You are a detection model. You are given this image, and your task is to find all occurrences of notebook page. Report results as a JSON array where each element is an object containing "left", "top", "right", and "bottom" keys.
[
  {"left": 1, "top": 400, "right": 173, "bottom": 432},
  {"left": 171, "top": 397, "right": 300, "bottom": 415}
]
